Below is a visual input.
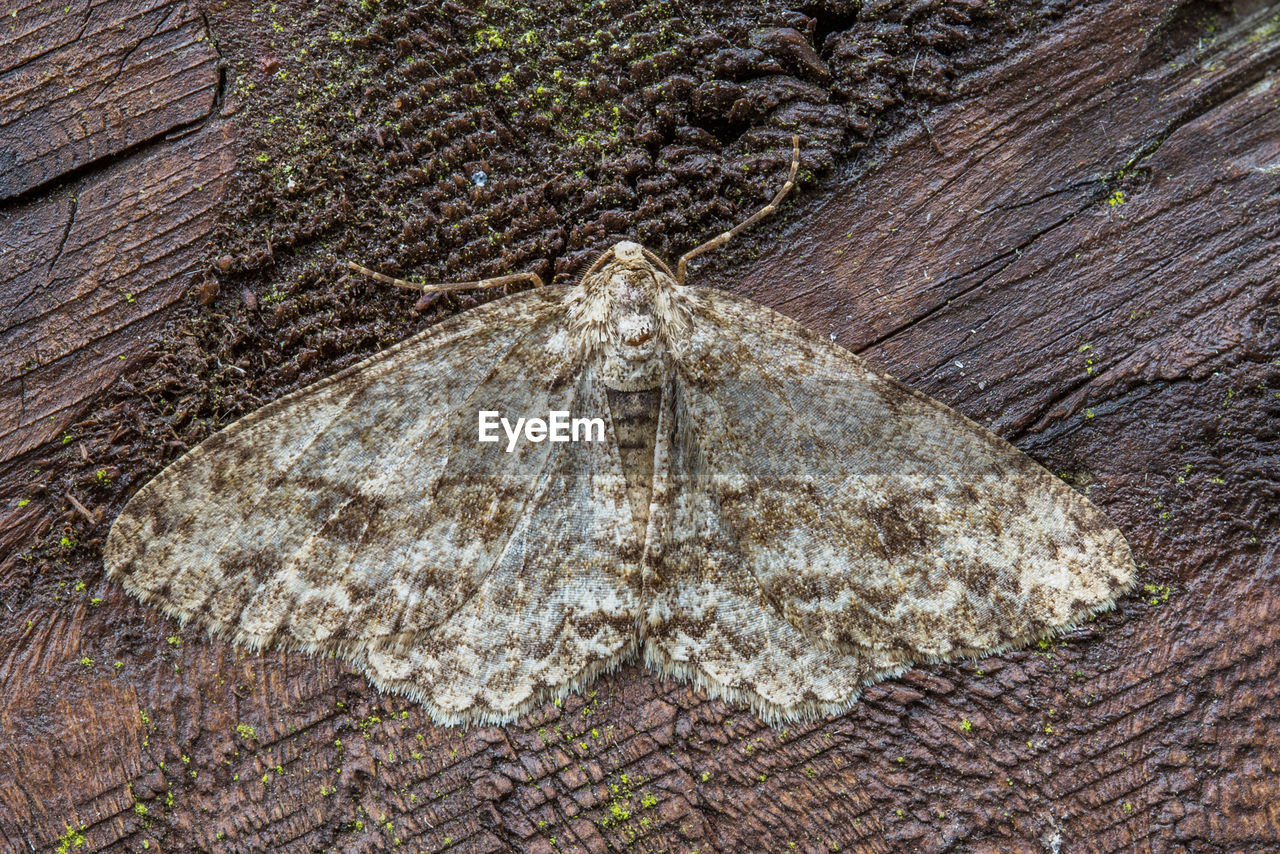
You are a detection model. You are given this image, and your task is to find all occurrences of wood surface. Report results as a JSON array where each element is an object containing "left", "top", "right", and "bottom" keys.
[
  {"left": 0, "top": 0, "right": 220, "bottom": 200},
  {"left": 0, "top": 0, "right": 1276, "bottom": 851}
]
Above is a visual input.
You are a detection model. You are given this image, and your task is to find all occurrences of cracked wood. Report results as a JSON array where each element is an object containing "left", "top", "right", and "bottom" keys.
[{"left": 0, "top": 0, "right": 219, "bottom": 200}]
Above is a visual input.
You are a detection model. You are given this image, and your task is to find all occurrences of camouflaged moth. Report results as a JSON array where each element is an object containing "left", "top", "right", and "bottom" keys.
[{"left": 106, "top": 138, "right": 1134, "bottom": 725}]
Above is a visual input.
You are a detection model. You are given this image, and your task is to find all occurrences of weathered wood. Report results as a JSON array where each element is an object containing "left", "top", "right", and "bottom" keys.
[
  {"left": 0, "top": 120, "right": 236, "bottom": 463},
  {"left": 0, "top": 0, "right": 1277, "bottom": 852},
  {"left": 0, "top": 136, "right": 236, "bottom": 633},
  {"left": 0, "top": 0, "right": 230, "bottom": 582},
  {"left": 735, "top": 0, "right": 1280, "bottom": 438},
  {"left": 0, "top": 0, "right": 220, "bottom": 200}
]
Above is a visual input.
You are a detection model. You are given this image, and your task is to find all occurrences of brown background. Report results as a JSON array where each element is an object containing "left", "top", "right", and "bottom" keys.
[{"left": 1, "top": 0, "right": 1277, "bottom": 851}]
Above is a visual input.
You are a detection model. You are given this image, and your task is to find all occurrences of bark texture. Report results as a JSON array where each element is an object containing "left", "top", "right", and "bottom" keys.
[{"left": 1, "top": 0, "right": 1276, "bottom": 852}]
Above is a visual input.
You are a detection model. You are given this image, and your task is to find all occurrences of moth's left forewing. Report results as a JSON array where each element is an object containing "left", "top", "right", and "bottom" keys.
[{"left": 643, "top": 286, "right": 1135, "bottom": 721}]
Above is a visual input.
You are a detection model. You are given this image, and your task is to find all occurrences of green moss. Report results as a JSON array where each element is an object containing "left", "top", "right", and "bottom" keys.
[
  {"left": 474, "top": 25, "right": 506, "bottom": 49},
  {"left": 1247, "top": 11, "right": 1280, "bottom": 43},
  {"left": 1142, "top": 583, "right": 1172, "bottom": 606},
  {"left": 1037, "top": 636, "right": 1063, "bottom": 657},
  {"left": 55, "top": 825, "right": 86, "bottom": 853}
]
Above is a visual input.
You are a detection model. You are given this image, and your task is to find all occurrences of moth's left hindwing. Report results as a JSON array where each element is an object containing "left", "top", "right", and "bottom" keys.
[
  {"left": 106, "top": 288, "right": 643, "bottom": 725},
  {"left": 642, "top": 287, "right": 1136, "bottom": 722}
]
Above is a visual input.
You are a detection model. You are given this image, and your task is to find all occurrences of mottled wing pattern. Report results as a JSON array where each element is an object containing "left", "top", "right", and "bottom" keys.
[
  {"left": 642, "top": 378, "right": 891, "bottom": 722},
  {"left": 106, "top": 288, "right": 642, "bottom": 725},
  {"left": 361, "top": 363, "right": 642, "bottom": 723},
  {"left": 643, "top": 287, "right": 1135, "bottom": 722}
]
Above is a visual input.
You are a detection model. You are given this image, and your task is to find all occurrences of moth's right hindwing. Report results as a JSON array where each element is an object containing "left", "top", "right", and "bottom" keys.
[
  {"left": 106, "top": 287, "right": 643, "bottom": 725},
  {"left": 361, "top": 360, "right": 643, "bottom": 723},
  {"left": 642, "top": 375, "right": 886, "bottom": 723}
]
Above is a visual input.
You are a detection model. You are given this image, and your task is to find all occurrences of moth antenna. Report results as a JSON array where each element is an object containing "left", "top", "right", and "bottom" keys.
[
  {"left": 344, "top": 261, "right": 544, "bottom": 295},
  {"left": 578, "top": 247, "right": 617, "bottom": 282},
  {"left": 675, "top": 134, "right": 800, "bottom": 285}
]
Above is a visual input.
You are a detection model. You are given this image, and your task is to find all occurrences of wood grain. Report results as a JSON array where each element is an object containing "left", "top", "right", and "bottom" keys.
[
  {"left": 0, "top": 121, "right": 235, "bottom": 464},
  {"left": 734, "top": 0, "right": 1280, "bottom": 438},
  {"left": 0, "top": 0, "right": 220, "bottom": 200}
]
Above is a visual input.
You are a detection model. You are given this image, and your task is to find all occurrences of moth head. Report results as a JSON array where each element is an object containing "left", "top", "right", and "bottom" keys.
[{"left": 570, "top": 240, "right": 690, "bottom": 391}]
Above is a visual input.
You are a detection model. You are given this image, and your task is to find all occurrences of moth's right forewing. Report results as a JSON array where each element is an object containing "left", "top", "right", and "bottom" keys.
[
  {"left": 361, "top": 360, "right": 645, "bottom": 724},
  {"left": 105, "top": 292, "right": 543, "bottom": 635},
  {"left": 106, "top": 288, "right": 638, "bottom": 684}
]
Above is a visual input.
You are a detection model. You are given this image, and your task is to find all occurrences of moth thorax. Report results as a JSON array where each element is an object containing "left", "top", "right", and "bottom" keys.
[
  {"left": 602, "top": 313, "right": 667, "bottom": 389},
  {"left": 603, "top": 350, "right": 666, "bottom": 391},
  {"left": 601, "top": 269, "right": 669, "bottom": 391}
]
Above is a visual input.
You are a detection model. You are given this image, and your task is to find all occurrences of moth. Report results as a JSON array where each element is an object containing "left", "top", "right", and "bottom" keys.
[{"left": 106, "top": 138, "right": 1135, "bottom": 726}]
